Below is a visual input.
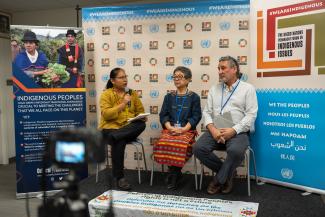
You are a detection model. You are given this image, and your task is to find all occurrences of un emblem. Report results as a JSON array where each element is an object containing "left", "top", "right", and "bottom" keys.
[
  {"left": 134, "top": 74, "right": 141, "bottom": 82},
  {"left": 133, "top": 42, "right": 142, "bottom": 50},
  {"left": 87, "top": 59, "right": 94, "bottom": 67},
  {"left": 101, "top": 74, "right": 109, "bottom": 82},
  {"left": 86, "top": 27, "right": 95, "bottom": 36},
  {"left": 89, "top": 90, "right": 97, "bottom": 97},
  {"left": 150, "top": 90, "right": 159, "bottom": 98},
  {"left": 150, "top": 122, "right": 160, "bottom": 130},
  {"left": 219, "top": 21, "right": 231, "bottom": 31},
  {"left": 238, "top": 39, "right": 248, "bottom": 48},
  {"left": 166, "top": 73, "right": 173, "bottom": 82},
  {"left": 201, "top": 40, "right": 211, "bottom": 48},
  {"left": 149, "top": 24, "right": 159, "bottom": 33},
  {"left": 281, "top": 168, "right": 293, "bottom": 179},
  {"left": 116, "top": 58, "right": 126, "bottom": 66},
  {"left": 118, "top": 26, "right": 125, "bottom": 34},
  {"left": 182, "top": 57, "right": 192, "bottom": 66}
]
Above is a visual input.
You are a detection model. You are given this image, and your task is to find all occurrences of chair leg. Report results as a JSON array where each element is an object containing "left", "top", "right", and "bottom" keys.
[
  {"left": 96, "top": 163, "right": 99, "bottom": 183},
  {"left": 194, "top": 156, "right": 198, "bottom": 190},
  {"left": 246, "top": 150, "right": 251, "bottom": 196},
  {"left": 96, "top": 144, "right": 109, "bottom": 184},
  {"left": 106, "top": 147, "right": 110, "bottom": 167},
  {"left": 134, "top": 139, "right": 147, "bottom": 171},
  {"left": 248, "top": 146, "right": 259, "bottom": 184},
  {"left": 199, "top": 163, "right": 204, "bottom": 190},
  {"left": 139, "top": 142, "right": 148, "bottom": 172},
  {"left": 128, "top": 142, "right": 143, "bottom": 184},
  {"left": 131, "top": 140, "right": 148, "bottom": 184},
  {"left": 133, "top": 144, "right": 141, "bottom": 184},
  {"left": 150, "top": 156, "right": 154, "bottom": 186}
]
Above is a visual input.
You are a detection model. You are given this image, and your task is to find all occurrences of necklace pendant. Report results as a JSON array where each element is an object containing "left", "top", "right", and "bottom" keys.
[{"left": 68, "top": 55, "right": 74, "bottom": 62}]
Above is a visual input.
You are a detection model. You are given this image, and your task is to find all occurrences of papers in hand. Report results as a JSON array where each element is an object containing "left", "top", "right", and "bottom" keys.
[
  {"left": 213, "top": 112, "right": 234, "bottom": 128},
  {"left": 127, "top": 113, "right": 150, "bottom": 122}
]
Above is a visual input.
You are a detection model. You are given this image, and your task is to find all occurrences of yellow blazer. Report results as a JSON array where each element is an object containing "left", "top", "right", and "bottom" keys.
[{"left": 99, "top": 88, "right": 145, "bottom": 129}]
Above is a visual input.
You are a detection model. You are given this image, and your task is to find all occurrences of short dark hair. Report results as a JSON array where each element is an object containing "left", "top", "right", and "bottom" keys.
[
  {"left": 219, "top": 56, "right": 242, "bottom": 78},
  {"left": 173, "top": 66, "right": 192, "bottom": 79}
]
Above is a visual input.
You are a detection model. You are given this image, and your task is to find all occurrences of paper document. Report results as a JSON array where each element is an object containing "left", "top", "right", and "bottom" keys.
[
  {"left": 213, "top": 112, "right": 234, "bottom": 128},
  {"left": 127, "top": 113, "right": 150, "bottom": 122}
]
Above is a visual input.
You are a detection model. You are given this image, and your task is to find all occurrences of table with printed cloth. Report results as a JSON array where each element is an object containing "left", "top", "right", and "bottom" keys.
[{"left": 88, "top": 190, "right": 259, "bottom": 217}]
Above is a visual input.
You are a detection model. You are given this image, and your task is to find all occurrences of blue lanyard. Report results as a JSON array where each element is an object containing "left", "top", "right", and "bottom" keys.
[
  {"left": 220, "top": 80, "right": 240, "bottom": 114},
  {"left": 175, "top": 90, "right": 188, "bottom": 124}
]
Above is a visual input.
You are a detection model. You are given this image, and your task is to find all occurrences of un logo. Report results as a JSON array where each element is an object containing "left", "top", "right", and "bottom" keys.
[
  {"left": 150, "top": 90, "right": 159, "bottom": 98},
  {"left": 219, "top": 21, "right": 231, "bottom": 31},
  {"left": 116, "top": 58, "right": 126, "bottom": 66},
  {"left": 201, "top": 40, "right": 211, "bottom": 48},
  {"left": 86, "top": 27, "right": 95, "bottom": 36},
  {"left": 133, "top": 42, "right": 142, "bottom": 50},
  {"left": 182, "top": 57, "right": 192, "bottom": 66},
  {"left": 149, "top": 24, "right": 159, "bottom": 33},
  {"left": 101, "top": 74, "right": 110, "bottom": 82},
  {"left": 281, "top": 168, "right": 293, "bottom": 179},
  {"left": 166, "top": 73, "right": 173, "bottom": 82},
  {"left": 150, "top": 122, "right": 159, "bottom": 130},
  {"left": 89, "top": 90, "right": 97, "bottom": 97}
]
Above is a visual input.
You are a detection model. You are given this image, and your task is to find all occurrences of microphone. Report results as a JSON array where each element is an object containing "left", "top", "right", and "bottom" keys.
[{"left": 125, "top": 87, "right": 132, "bottom": 107}]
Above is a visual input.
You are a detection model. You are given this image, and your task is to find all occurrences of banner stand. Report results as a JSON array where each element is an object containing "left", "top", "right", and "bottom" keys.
[{"left": 11, "top": 25, "right": 87, "bottom": 198}]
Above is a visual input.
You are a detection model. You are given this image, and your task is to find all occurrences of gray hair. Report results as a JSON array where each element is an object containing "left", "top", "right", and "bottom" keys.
[
  {"left": 219, "top": 56, "right": 242, "bottom": 78},
  {"left": 173, "top": 66, "right": 192, "bottom": 79}
]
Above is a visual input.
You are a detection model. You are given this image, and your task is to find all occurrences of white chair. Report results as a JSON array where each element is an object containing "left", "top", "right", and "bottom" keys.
[
  {"left": 150, "top": 155, "right": 199, "bottom": 190},
  {"left": 96, "top": 138, "right": 147, "bottom": 184},
  {"left": 199, "top": 146, "right": 259, "bottom": 196}
]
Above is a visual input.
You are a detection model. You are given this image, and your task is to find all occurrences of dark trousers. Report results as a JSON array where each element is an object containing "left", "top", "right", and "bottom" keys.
[
  {"left": 168, "top": 166, "right": 182, "bottom": 175},
  {"left": 102, "top": 121, "right": 146, "bottom": 179},
  {"left": 193, "top": 132, "right": 249, "bottom": 185}
]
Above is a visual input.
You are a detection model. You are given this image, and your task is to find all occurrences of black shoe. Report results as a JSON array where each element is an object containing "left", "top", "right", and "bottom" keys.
[
  {"left": 167, "top": 173, "right": 182, "bottom": 190},
  {"left": 116, "top": 178, "right": 131, "bottom": 191}
]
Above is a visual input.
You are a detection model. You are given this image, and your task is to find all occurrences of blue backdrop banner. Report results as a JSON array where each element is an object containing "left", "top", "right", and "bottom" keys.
[{"left": 251, "top": 89, "right": 325, "bottom": 192}]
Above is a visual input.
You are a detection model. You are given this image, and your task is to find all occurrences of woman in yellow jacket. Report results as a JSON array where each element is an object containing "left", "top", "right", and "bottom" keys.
[{"left": 99, "top": 67, "right": 146, "bottom": 190}]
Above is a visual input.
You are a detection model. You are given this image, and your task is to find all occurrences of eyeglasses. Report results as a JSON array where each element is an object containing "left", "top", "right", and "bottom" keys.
[
  {"left": 115, "top": 75, "right": 128, "bottom": 80},
  {"left": 172, "top": 75, "right": 185, "bottom": 80}
]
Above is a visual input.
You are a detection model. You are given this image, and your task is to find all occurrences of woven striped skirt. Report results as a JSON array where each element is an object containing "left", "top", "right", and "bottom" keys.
[{"left": 153, "top": 130, "right": 197, "bottom": 167}]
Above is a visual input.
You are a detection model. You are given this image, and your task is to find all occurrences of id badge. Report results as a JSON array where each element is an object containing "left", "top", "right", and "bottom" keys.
[{"left": 174, "top": 123, "right": 181, "bottom": 128}]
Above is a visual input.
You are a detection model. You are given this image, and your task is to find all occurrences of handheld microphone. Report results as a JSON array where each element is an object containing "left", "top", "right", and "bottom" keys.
[{"left": 125, "top": 87, "right": 131, "bottom": 107}]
